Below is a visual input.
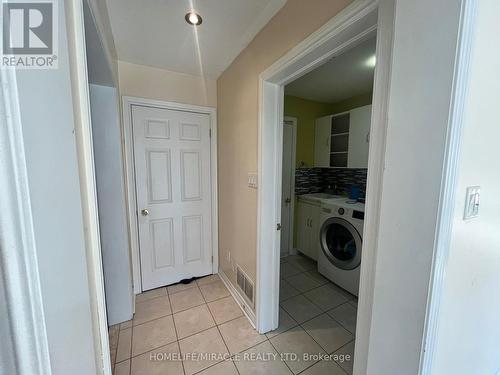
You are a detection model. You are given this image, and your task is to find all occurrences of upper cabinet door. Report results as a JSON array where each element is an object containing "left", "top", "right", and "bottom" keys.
[
  {"left": 314, "top": 115, "right": 332, "bottom": 167},
  {"left": 347, "top": 105, "right": 372, "bottom": 168}
]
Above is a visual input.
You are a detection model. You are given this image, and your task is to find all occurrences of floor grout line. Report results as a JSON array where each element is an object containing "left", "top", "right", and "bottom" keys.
[
  {"left": 197, "top": 279, "right": 238, "bottom": 374},
  {"left": 167, "top": 287, "right": 186, "bottom": 375},
  {"left": 109, "top": 266, "right": 357, "bottom": 374}
]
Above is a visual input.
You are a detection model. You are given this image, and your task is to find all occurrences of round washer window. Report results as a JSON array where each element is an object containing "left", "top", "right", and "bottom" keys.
[{"left": 320, "top": 217, "right": 362, "bottom": 270}]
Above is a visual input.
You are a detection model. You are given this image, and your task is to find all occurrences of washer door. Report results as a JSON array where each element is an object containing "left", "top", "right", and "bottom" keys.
[{"left": 320, "top": 217, "right": 362, "bottom": 270}]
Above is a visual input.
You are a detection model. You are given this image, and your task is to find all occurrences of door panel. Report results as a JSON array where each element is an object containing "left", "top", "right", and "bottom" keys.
[
  {"left": 147, "top": 150, "right": 172, "bottom": 203},
  {"left": 132, "top": 105, "right": 212, "bottom": 290}
]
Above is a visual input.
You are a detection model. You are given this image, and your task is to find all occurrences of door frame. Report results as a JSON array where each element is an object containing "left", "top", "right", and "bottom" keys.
[
  {"left": 282, "top": 116, "right": 297, "bottom": 256},
  {"left": 122, "top": 96, "right": 218, "bottom": 294},
  {"left": 256, "top": 2, "right": 394, "bottom": 375}
]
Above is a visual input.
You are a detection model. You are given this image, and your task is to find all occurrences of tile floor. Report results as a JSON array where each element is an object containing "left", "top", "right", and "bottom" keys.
[{"left": 108, "top": 254, "right": 357, "bottom": 375}]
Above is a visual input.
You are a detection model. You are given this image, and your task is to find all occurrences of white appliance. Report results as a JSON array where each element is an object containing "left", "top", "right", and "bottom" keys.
[{"left": 317, "top": 200, "right": 364, "bottom": 296}]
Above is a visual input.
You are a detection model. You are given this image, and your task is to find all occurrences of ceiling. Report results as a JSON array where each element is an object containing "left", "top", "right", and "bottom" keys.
[
  {"left": 105, "top": 0, "right": 286, "bottom": 79},
  {"left": 285, "top": 36, "right": 376, "bottom": 103}
]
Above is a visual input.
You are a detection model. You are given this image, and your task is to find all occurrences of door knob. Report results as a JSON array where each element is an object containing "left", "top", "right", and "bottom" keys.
[
  {"left": 141, "top": 209, "right": 149, "bottom": 216},
  {"left": 285, "top": 197, "right": 291, "bottom": 204}
]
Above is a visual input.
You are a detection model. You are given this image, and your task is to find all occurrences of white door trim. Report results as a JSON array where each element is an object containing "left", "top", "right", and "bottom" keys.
[
  {"left": 283, "top": 116, "right": 297, "bottom": 256},
  {"left": 122, "top": 96, "right": 218, "bottom": 294},
  {"left": 0, "top": 55, "right": 52, "bottom": 375},
  {"left": 66, "top": 1, "right": 113, "bottom": 374},
  {"left": 256, "top": 3, "right": 395, "bottom": 375},
  {"left": 419, "top": 1, "right": 477, "bottom": 373}
]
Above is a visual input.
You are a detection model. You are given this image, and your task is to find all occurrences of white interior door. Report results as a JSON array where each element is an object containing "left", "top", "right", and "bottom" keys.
[
  {"left": 132, "top": 105, "right": 212, "bottom": 291},
  {"left": 280, "top": 119, "right": 296, "bottom": 257}
]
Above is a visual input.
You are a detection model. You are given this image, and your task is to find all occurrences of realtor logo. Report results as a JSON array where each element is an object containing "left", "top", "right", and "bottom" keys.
[{"left": 1, "top": 0, "right": 58, "bottom": 68}]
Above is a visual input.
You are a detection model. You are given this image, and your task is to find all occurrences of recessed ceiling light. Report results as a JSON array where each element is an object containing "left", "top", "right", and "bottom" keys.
[
  {"left": 365, "top": 55, "right": 376, "bottom": 68},
  {"left": 185, "top": 11, "right": 202, "bottom": 26}
]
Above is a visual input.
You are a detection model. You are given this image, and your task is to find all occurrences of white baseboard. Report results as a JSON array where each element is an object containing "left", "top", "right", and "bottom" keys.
[{"left": 218, "top": 270, "right": 256, "bottom": 328}]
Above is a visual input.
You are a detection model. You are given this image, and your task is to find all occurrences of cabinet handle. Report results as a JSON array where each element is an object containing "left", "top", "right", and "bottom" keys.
[
  {"left": 306, "top": 219, "right": 310, "bottom": 227},
  {"left": 366, "top": 131, "right": 370, "bottom": 143}
]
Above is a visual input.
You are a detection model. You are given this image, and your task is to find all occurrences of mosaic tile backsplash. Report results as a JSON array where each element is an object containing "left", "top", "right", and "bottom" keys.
[{"left": 295, "top": 168, "right": 367, "bottom": 197}]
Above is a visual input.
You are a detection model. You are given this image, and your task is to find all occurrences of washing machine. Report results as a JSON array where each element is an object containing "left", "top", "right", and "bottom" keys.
[{"left": 317, "top": 200, "right": 364, "bottom": 296}]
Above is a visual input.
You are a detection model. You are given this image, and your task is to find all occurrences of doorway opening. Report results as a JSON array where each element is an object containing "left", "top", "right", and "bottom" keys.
[
  {"left": 256, "top": 2, "right": 394, "bottom": 374},
  {"left": 277, "top": 32, "right": 376, "bottom": 373}
]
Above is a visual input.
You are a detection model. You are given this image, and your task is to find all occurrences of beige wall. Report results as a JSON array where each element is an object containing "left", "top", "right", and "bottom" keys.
[
  {"left": 217, "top": 0, "right": 352, "bottom": 308},
  {"left": 118, "top": 61, "right": 217, "bottom": 107}
]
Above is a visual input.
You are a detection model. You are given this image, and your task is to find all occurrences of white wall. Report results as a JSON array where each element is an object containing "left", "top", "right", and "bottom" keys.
[
  {"left": 14, "top": 1, "right": 97, "bottom": 374},
  {"left": 118, "top": 61, "right": 217, "bottom": 107},
  {"left": 90, "top": 84, "right": 134, "bottom": 325},
  {"left": 431, "top": 1, "right": 500, "bottom": 373},
  {"left": 365, "top": 0, "right": 462, "bottom": 373}
]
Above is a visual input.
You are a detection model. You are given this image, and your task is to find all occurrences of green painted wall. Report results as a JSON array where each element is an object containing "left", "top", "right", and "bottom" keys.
[
  {"left": 284, "top": 92, "right": 373, "bottom": 168},
  {"left": 283, "top": 96, "right": 333, "bottom": 168}
]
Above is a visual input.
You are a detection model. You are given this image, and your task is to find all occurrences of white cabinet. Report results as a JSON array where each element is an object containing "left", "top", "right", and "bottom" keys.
[
  {"left": 348, "top": 105, "right": 371, "bottom": 168},
  {"left": 313, "top": 104, "right": 372, "bottom": 168},
  {"left": 314, "top": 116, "right": 332, "bottom": 167},
  {"left": 296, "top": 200, "right": 320, "bottom": 260}
]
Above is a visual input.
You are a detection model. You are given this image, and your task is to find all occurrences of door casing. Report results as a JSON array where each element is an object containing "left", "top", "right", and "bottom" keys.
[
  {"left": 122, "top": 96, "right": 218, "bottom": 294},
  {"left": 281, "top": 116, "right": 297, "bottom": 257}
]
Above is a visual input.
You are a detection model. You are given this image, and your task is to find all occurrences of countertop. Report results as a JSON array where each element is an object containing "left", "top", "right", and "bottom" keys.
[{"left": 297, "top": 193, "right": 365, "bottom": 212}]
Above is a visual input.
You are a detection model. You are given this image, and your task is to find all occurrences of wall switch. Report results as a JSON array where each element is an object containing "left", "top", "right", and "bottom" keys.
[
  {"left": 464, "top": 186, "right": 480, "bottom": 220},
  {"left": 248, "top": 173, "right": 258, "bottom": 188}
]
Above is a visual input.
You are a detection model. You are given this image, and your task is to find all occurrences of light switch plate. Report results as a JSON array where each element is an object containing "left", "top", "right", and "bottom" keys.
[
  {"left": 248, "top": 173, "right": 258, "bottom": 189},
  {"left": 463, "top": 186, "right": 480, "bottom": 220}
]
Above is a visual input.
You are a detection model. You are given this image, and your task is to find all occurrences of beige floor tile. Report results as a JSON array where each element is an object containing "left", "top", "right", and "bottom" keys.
[
  {"left": 334, "top": 340, "right": 355, "bottom": 374},
  {"left": 207, "top": 296, "right": 243, "bottom": 324},
  {"left": 266, "top": 308, "right": 297, "bottom": 339},
  {"left": 270, "top": 326, "right": 324, "bottom": 374},
  {"left": 178, "top": 327, "right": 229, "bottom": 375},
  {"left": 167, "top": 281, "right": 198, "bottom": 295},
  {"left": 169, "top": 287, "right": 205, "bottom": 313},
  {"left": 130, "top": 341, "right": 183, "bottom": 375},
  {"left": 300, "top": 359, "right": 346, "bottom": 375},
  {"left": 304, "top": 270, "right": 329, "bottom": 286},
  {"left": 234, "top": 340, "right": 292, "bottom": 375},
  {"left": 328, "top": 302, "right": 357, "bottom": 333},
  {"left": 199, "top": 280, "right": 230, "bottom": 302},
  {"left": 218, "top": 316, "right": 267, "bottom": 354},
  {"left": 280, "top": 295, "right": 322, "bottom": 324},
  {"left": 328, "top": 282, "right": 356, "bottom": 300},
  {"left": 286, "top": 255, "right": 316, "bottom": 272},
  {"left": 280, "top": 262, "right": 302, "bottom": 278},
  {"left": 303, "top": 284, "right": 349, "bottom": 311},
  {"left": 132, "top": 315, "right": 177, "bottom": 356},
  {"left": 173, "top": 304, "right": 216, "bottom": 339},
  {"left": 285, "top": 273, "right": 322, "bottom": 293},
  {"left": 116, "top": 328, "right": 132, "bottom": 363},
  {"left": 197, "top": 360, "right": 238, "bottom": 375},
  {"left": 120, "top": 320, "right": 133, "bottom": 330},
  {"left": 279, "top": 280, "right": 301, "bottom": 302},
  {"left": 302, "top": 314, "right": 353, "bottom": 354},
  {"left": 135, "top": 287, "right": 167, "bottom": 303},
  {"left": 114, "top": 359, "right": 130, "bottom": 375},
  {"left": 133, "top": 296, "right": 172, "bottom": 326},
  {"left": 196, "top": 274, "right": 221, "bottom": 286},
  {"left": 110, "top": 347, "right": 117, "bottom": 368},
  {"left": 109, "top": 325, "right": 120, "bottom": 350}
]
